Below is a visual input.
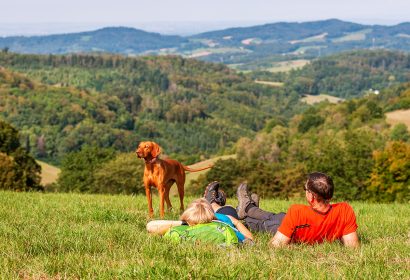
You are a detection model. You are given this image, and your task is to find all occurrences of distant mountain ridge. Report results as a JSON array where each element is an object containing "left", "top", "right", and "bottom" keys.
[
  {"left": 0, "top": 19, "right": 409, "bottom": 70},
  {"left": 191, "top": 19, "right": 365, "bottom": 41},
  {"left": 0, "top": 26, "right": 187, "bottom": 54}
]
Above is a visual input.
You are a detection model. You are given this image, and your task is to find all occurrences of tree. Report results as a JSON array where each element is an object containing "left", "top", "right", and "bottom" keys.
[
  {"left": 298, "top": 114, "right": 324, "bottom": 133},
  {"left": 368, "top": 141, "right": 410, "bottom": 202},
  {"left": 390, "top": 123, "right": 410, "bottom": 142},
  {"left": 57, "top": 146, "right": 116, "bottom": 192},
  {"left": 0, "top": 120, "right": 41, "bottom": 191},
  {"left": 92, "top": 153, "right": 145, "bottom": 194}
]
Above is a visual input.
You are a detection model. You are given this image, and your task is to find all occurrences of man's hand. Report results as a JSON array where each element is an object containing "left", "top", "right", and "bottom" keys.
[
  {"left": 341, "top": 231, "right": 360, "bottom": 248},
  {"left": 269, "top": 231, "right": 291, "bottom": 247}
]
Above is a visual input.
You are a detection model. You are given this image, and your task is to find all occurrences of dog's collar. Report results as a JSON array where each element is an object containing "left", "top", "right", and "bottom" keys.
[{"left": 145, "top": 157, "right": 158, "bottom": 164}]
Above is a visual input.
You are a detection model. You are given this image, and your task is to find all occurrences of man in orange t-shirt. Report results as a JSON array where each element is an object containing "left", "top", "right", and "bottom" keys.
[{"left": 237, "top": 172, "right": 359, "bottom": 247}]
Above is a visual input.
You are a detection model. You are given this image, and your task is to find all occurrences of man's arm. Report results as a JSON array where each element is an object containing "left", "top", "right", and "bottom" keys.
[
  {"left": 341, "top": 231, "right": 360, "bottom": 248},
  {"left": 269, "top": 231, "right": 291, "bottom": 247}
]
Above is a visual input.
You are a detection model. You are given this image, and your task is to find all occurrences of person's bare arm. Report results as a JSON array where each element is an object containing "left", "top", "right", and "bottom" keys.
[
  {"left": 341, "top": 231, "right": 360, "bottom": 248},
  {"left": 269, "top": 231, "right": 291, "bottom": 247},
  {"left": 146, "top": 220, "right": 183, "bottom": 235},
  {"left": 227, "top": 215, "right": 254, "bottom": 240}
]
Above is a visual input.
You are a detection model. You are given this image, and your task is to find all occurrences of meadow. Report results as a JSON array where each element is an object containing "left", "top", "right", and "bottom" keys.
[
  {"left": 385, "top": 109, "right": 410, "bottom": 129},
  {"left": 0, "top": 191, "right": 408, "bottom": 279}
]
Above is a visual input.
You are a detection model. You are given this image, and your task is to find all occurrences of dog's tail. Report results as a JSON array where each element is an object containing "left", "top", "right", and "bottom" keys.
[{"left": 183, "top": 164, "right": 213, "bottom": 172}]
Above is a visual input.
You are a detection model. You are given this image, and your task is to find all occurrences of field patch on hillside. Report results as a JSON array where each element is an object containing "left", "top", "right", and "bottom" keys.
[
  {"left": 241, "top": 38, "right": 262, "bottom": 45},
  {"left": 37, "top": 160, "right": 60, "bottom": 185},
  {"left": 267, "top": 59, "right": 310, "bottom": 72},
  {"left": 301, "top": 94, "right": 344, "bottom": 104},
  {"left": 290, "top": 32, "right": 328, "bottom": 44},
  {"left": 332, "top": 29, "right": 372, "bottom": 43},
  {"left": 186, "top": 47, "right": 251, "bottom": 58},
  {"left": 385, "top": 109, "right": 410, "bottom": 129},
  {"left": 254, "top": 80, "right": 284, "bottom": 87}
]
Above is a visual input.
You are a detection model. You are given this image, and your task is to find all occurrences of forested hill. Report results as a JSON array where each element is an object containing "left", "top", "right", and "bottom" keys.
[
  {"left": 193, "top": 19, "right": 364, "bottom": 41},
  {"left": 277, "top": 50, "right": 410, "bottom": 98},
  {"left": 0, "top": 53, "right": 302, "bottom": 163},
  {"left": 0, "top": 27, "right": 187, "bottom": 54}
]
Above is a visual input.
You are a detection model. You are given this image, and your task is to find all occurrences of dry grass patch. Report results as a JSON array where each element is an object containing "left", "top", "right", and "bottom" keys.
[
  {"left": 254, "top": 80, "right": 284, "bottom": 87},
  {"left": 37, "top": 160, "right": 60, "bottom": 185},
  {"left": 301, "top": 94, "right": 344, "bottom": 105},
  {"left": 385, "top": 109, "right": 410, "bottom": 129}
]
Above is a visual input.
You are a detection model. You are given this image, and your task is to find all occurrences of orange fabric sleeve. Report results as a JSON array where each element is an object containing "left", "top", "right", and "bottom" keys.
[
  {"left": 342, "top": 203, "right": 358, "bottom": 235},
  {"left": 277, "top": 206, "right": 297, "bottom": 238}
]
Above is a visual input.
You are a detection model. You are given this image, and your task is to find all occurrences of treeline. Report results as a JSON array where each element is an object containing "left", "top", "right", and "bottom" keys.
[
  {"left": 0, "top": 53, "right": 304, "bottom": 163},
  {"left": 191, "top": 83, "right": 410, "bottom": 202}
]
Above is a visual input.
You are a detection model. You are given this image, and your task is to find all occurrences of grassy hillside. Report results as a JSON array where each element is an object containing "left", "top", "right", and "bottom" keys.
[
  {"left": 0, "top": 191, "right": 408, "bottom": 278},
  {"left": 37, "top": 160, "right": 60, "bottom": 185}
]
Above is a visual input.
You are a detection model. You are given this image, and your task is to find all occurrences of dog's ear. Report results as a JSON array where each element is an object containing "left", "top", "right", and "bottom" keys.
[{"left": 150, "top": 142, "right": 161, "bottom": 158}]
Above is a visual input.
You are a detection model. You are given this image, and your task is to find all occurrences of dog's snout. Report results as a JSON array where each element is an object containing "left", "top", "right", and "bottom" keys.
[{"left": 136, "top": 149, "right": 142, "bottom": 157}]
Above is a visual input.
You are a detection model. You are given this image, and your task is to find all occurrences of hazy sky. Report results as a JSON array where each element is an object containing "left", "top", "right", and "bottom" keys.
[
  {"left": 1, "top": 0, "right": 409, "bottom": 35},
  {"left": 2, "top": 0, "right": 409, "bottom": 23}
]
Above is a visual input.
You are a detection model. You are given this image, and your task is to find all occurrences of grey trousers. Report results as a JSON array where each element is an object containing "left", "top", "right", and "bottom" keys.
[{"left": 244, "top": 206, "right": 286, "bottom": 235}]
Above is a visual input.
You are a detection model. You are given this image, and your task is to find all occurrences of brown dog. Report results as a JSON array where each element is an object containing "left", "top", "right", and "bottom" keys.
[{"left": 136, "top": 141, "right": 212, "bottom": 218}]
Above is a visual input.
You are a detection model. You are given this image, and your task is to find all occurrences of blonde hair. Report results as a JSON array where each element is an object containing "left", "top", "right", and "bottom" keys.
[{"left": 180, "top": 198, "right": 216, "bottom": 226}]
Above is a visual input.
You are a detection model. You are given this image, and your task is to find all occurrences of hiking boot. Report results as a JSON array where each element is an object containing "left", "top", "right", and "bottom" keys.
[
  {"left": 204, "top": 181, "right": 220, "bottom": 204},
  {"left": 216, "top": 189, "right": 227, "bottom": 206},
  {"left": 251, "top": 193, "right": 259, "bottom": 208},
  {"left": 236, "top": 183, "right": 252, "bottom": 219}
]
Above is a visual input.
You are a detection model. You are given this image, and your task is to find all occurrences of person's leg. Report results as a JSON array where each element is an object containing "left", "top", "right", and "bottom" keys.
[
  {"left": 244, "top": 212, "right": 286, "bottom": 235},
  {"left": 246, "top": 204, "right": 275, "bottom": 220},
  {"left": 237, "top": 183, "right": 285, "bottom": 235},
  {"left": 244, "top": 201, "right": 286, "bottom": 234}
]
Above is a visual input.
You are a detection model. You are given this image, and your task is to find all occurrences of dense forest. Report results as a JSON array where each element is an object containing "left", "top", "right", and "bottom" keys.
[
  {"left": 0, "top": 50, "right": 409, "bottom": 201},
  {"left": 253, "top": 50, "right": 410, "bottom": 98},
  {"left": 284, "top": 50, "right": 410, "bottom": 98},
  {"left": 0, "top": 52, "right": 304, "bottom": 163}
]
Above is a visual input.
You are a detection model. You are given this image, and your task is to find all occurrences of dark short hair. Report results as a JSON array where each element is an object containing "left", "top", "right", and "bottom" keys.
[{"left": 305, "top": 172, "right": 334, "bottom": 201}]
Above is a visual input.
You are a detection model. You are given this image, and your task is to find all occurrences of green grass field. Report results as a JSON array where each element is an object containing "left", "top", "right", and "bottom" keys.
[{"left": 0, "top": 191, "right": 409, "bottom": 279}]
